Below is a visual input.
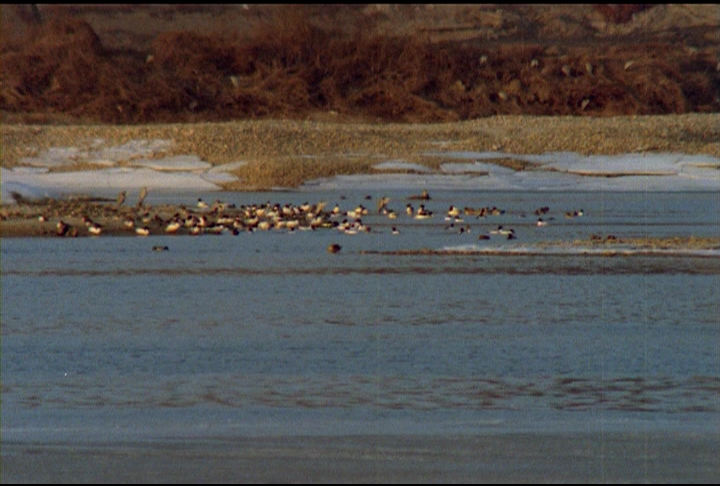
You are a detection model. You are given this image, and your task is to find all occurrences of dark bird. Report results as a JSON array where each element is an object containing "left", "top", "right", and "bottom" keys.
[
  {"left": 56, "top": 220, "right": 70, "bottom": 236},
  {"left": 408, "top": 190, "right": 431, "bottom": 201}
]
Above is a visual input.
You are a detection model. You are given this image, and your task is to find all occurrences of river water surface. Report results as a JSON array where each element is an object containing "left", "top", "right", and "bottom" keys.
[{"left": 3, "top": 189, "right": 720, "bottom": 481}]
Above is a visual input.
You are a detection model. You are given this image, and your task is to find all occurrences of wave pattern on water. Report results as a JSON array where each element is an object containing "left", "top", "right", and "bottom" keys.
[
  {"left": 6, "top": 256, "right": 720, "bottom": 277},
  {"left": 9, "top": 375, "right": 720, "bottom": 413}
]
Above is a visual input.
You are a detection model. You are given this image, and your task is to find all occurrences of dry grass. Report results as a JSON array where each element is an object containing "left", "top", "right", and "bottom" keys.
[
  {"left": 584, "top": 236, "right": 720, "bottom": 250},
  {"left": 532, "top": 236, "right": 720, "bottom": 251},
  {"left": 2, "top": 6, "right": 718, "bottom": 125},
  {"left": 227, "top": 155, "right": 378, "bottom": 190}
]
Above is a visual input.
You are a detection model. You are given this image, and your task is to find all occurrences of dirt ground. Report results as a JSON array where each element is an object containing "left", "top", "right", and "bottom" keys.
[{"left": 1, "top": 4, "right": 719, "bottom": 124}]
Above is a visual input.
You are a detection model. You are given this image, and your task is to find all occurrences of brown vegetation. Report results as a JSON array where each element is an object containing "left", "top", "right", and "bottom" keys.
[{"left": 1, "top": 5, "right": 718, "bottom": 125}]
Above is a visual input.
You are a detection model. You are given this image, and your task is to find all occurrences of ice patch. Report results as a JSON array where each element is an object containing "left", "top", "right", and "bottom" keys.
[
  {"left": 3, "top": 138, "right": 243, "bottom": 204},
  {"left": 5, "top": 147, "right": 719, "bottom": 205},
  {"left": 440, "top": 162, "right": 514, "bottom": 175},
  {"left": 19, "top": 139, "right": 174, "bottom": 168},
  {"left": 373, "top": 160, "right": 433, "bottom": 172},
  {"left": 206, "top": 161, "right": 247, "bottom": 173},
  {"left": 129, "top": 155, "right": 212, "bottom": 171},
  {"left": 1, "top": 166, "right": 226, "bottom": 204}
]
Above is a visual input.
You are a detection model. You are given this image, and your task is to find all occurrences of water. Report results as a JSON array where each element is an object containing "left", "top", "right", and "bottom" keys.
[{"left": 3, "top": 190, "right": 720, "bottom": 445}]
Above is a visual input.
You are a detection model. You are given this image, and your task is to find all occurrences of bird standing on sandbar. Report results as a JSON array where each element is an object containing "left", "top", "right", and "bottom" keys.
[
  {"left": 116, "top": 190, "right": 127, "bottom": 208},
  {"left": 137, "top": 187, "right": 149, "bottom": 208}
]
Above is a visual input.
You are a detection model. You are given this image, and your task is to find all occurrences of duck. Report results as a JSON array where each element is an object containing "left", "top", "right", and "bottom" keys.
[
  {"left": 56, "top": 220, "right": 70, "bottom": 236},
  {"left": 87, "top": 223, "right": 103, "bottom": 236},
  {"left": 488, "top": 226, "right": 515, "bottom": 238},
  {"left": 327, "top": 243, "right": 342, "bottom": 254},
  {"left": 204, "top": 224, "right": 226, "bottom": 235},
  {"left": 165, "top": 219, "right": 182, "bottom": 233},
  {"left": 408, "top": 190, "right": 431, "bottom": 201},
  {"left": 391, "top": 227, "right": 400, "bottom": 235},
  {"left": 414, "top": 205, "right": 433, "bottom": 219},
  {"left": 447, "top": 206, "right": 461, "bottom": 218},
  {"left": 123, "top": 217, "right": 135, "bottom": 230},
  {"left": 565, "top": 209, "right": 585, "bottom": 218}
]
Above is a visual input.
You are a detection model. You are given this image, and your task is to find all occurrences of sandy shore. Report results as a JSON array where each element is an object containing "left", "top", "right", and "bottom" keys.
[
  {"left": 4, "top": 432, "right": 719, "bottom": 483},
  {"left": 3, "top": 114, "right": 719, "bottom": 238}
]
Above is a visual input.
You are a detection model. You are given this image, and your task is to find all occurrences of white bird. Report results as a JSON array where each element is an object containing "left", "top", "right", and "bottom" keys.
[
  {"left": 165, "top": 220, "right": 182, "bottom": 233},
  {"left": 88, "top": 223, "right": 103, "bottom": 236}
]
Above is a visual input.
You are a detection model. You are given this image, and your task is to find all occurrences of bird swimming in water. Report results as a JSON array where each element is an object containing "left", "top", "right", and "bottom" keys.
[
  {"left": 408, "top": 190, "right": 431, "bottom": 201},
  {"left": 327, "top": 243, "right": 342, "bottom": 254}
]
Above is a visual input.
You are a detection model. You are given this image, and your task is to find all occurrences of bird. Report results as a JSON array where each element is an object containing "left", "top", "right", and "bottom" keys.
[
  {"left": 135, "top": 226, "right": 150, "bottom": 236},
  {"left": 137, "top": 187, "right": 149, "bottom": 208},
  {"left": 88, "top": 223, "right": 103, "bottom": 235},
  {"left": 414, "top": 205, "right": 433, "bottom": 219},
  {"left": 123, "top": 217, "right": 135, "bottom": 230},
  {"left": 116, "top": 190, "right": 127, "bottom": 207},
  {"left": 165, "top": 219, "right": 182, "bottom": 233},
  {"left": 56, "top": 220, "right": 70, "bottom": 236},
  {"left": 377, "top": 196, "right": 391, "bottom": 213},
  {"left": 327, "top": 243, "right": 342, "bottom": 254},
  {"left": 408, "top": 190, "right": 431, "bottom": 200}
]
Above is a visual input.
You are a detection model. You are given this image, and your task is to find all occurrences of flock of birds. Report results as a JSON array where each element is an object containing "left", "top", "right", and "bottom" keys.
[{"left": 39, "top": 188, "right": 586, "bottom": 253}]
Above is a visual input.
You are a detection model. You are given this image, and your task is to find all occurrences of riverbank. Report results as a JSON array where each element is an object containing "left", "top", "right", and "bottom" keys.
[{"left": 3, "top": 114, "right": 720, "bottom": 190}]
